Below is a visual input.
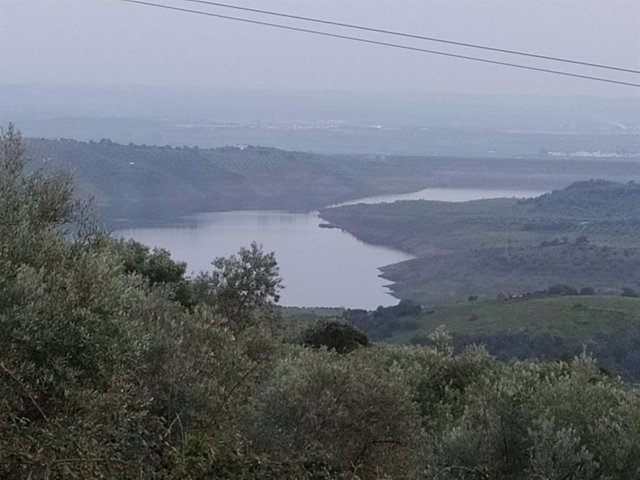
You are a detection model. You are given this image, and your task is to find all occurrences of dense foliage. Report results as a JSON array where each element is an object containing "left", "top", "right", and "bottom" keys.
[
  {"left": 2, "top": 126, "right": 640, "bottom": 479},
  {"left": 302, "top": 320, "right": 370, "bottom": 353}
]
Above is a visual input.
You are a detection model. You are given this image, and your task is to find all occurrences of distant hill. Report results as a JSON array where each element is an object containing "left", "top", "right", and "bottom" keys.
[
  {"left": 521, "top": 179, "right": 640, "bottom": 218},
  {"left": 24, "top": 137, "right": 640, "bottom": 228},
  {"left": 320, "top": 180, "right": 640, "bottom": 304},
  {"left": 25, "top": 138, "right": 434, "bottom": 225}
]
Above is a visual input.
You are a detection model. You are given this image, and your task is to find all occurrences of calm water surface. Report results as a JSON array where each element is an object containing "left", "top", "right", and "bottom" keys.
[
  {"left": 116, "top": 188, "right": 543, "bottom": 308},
  {"left": 333, "top": 187, "right": 545, "bottom": 206}
]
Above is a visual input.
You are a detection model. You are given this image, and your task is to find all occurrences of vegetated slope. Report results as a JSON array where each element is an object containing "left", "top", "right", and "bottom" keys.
[
  {"left": 521, "top": 178, "right": 640, "bottom": 217},
  {"left": 330, "top": 294, "right": 640, "bottom": 381},
  {"left": 320, "top": 180, "right": 640, "bottom": 303},
  {"left": 25, "top": 138, "right": 640, "bottom": 227},
  {"left": 391, "top": 295, "right": 640, "bottom": 341},
  {"left": 436, "top": 294, "right": 640, "bottom": 383},
  {"left": 27, "top": 138, "right": 432, "bottom": 224}
]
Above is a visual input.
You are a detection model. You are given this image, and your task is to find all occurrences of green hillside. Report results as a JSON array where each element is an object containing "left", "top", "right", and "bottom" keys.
[
  {"left": 388, "top": 295, "right": 640, "bottom": 343},
  {"left": 320, "top": 180, "right": 640, "bottom": 304},
  {"left": 25, "top": 138, "right": 640, "bottom": 227},
  {"left": 296, "top": 294, "right": 640, "bottom": 382},
  {"left": 27, "top": 138, "right": 434, "bottom": 224}
]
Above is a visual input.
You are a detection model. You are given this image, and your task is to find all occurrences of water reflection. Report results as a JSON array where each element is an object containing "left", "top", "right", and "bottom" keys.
[
  {"left": 117, "top": 210, "right": 413, "bottom": 309},
  {"left": 116, "top": 188, "right": 543, "bottom": 309},
  {"left": 332, "top": 187, "right": 545, "bottom": 206}
]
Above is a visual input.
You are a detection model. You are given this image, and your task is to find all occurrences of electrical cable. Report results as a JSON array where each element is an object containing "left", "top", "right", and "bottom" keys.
[
  {"left": 173, "top": 0, "right": 640, "bottom": 75},
  {"left": 116, "top": 0, "right": 640, "bottom": 88}
]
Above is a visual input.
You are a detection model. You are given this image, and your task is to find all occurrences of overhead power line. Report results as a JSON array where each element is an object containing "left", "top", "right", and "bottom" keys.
[
  {"left": 175, "top": 0, "right": 640, "bottom": 75},
  {"left": 117, "top": 0, "right": 640, "bottom": 88}
]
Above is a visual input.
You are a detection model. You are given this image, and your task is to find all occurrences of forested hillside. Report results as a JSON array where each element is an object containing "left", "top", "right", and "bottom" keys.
[
  {"left": 25, "top": 138, "right": 436, "bottom": 224},
  {"left": 5, "top": 127, "right": 640, "bottom": 479},
  {"left": 25, "top": 137, "right": 640, "bottom": 226}
]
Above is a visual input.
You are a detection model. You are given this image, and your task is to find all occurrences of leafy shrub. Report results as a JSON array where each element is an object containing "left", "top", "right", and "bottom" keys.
[
  {"left": 303, "top": 321, "right": 369, "bottom": 353},
  {"left": 547, "top": 284, "right": 579, "bottom": 296}
]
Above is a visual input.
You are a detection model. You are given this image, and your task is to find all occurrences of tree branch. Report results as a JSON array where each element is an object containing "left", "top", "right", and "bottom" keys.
[{"left": 0, "top": 361, "right": 49, "bottom": 423}]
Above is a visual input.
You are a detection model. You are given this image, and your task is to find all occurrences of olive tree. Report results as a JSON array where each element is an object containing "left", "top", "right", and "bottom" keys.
[{"left": 194, "top": 242, "right": 283, "bottom": 328}]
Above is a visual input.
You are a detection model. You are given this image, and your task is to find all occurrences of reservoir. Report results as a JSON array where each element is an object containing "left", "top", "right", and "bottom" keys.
[{"left": 116, "top": 188, "right": 542, "bottom": 308}]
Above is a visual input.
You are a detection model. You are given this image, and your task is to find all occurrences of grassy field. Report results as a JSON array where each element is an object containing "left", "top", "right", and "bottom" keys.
[
  {"left": 384, "top": 295, "right": 640, "bottom": 344},
  {"left": 281, "top": 295, "right": 640, "bottom": 342},
  {"left": 279, "top": 306, "right": 343, "bottom": 321},
  {"left": 281, "top": 294, "right": 640, "bottom": 381}
]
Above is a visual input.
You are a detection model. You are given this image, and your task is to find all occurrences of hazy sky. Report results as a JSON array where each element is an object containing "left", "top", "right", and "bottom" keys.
[{"left": 1, "top": 0, "right": 639, "bottom": 97}]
